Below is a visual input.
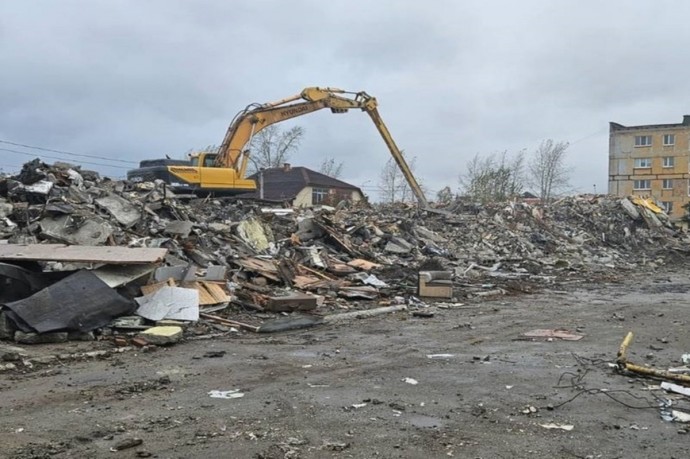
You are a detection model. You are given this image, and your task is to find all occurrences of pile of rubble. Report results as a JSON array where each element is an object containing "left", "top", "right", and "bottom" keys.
[{"left": 0, "top": 158, "right": 686, "bottom": 347}]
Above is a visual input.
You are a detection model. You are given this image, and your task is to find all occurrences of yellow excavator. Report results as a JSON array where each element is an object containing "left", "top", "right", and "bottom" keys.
[{"left": 127, "top": 87, "right": 429, "bottom": 208}]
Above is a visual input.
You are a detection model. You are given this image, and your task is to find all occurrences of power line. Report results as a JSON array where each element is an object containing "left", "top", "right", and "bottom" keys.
[
  {"left": 0, "top": 139, "right": 138, "bottom": 165},
  {"left": 0, "top": 147, "right": 130, "bottom": 169},
  {"left": 570, "top": 128, "right": 608, "bottom": 145}
]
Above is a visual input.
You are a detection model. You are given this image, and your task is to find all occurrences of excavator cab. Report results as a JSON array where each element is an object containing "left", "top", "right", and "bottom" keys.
[{"left": 189, "top": 153, "right": 218, "bottom": 168}]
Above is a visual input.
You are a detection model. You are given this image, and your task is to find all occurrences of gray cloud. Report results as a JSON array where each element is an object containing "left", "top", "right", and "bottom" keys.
[{"left": 1, "top": 0, "right": 689, "bottom": 195}]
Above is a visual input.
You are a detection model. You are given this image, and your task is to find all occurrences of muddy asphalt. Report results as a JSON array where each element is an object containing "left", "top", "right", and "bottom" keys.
[{"left": 1, "top": 268, "right": 690, "bottom": 459}]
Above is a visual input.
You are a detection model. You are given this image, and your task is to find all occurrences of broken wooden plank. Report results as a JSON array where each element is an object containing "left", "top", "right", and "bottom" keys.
[
  {"left": 266, "top": 292, "right": 318, "bottom": 312},
  {"left": 190, "top": 281, "right": 231, "bottom": 305},
  {"left": 233, "top": 257, "right": 281, "bottom": 282},
  {"left": 199, "top": 313, "right": 259, "bottom": 333},
  {"left": 0, "top": 244, "right": 167, "bottom": 264}
]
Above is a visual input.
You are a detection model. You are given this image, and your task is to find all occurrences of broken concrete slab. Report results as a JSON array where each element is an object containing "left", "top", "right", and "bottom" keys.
[
  {"left": 164, "top": 220, "right": 194, "bottom": 238},
  {"left": 207, "top": 222, "right": 231, "bottom": 233},
  {"left": 39, "top": 214, "right": 113, "bottom": 245},
  {"left": 14, "top": 331, "right": 69, "bottom": 344},
  {"left": 95, "top": 193, "right": 142, "bottom": 228},
  {"left": 0, "top": 244, "right": 167, "bottom": 265},
  {"left": 620, "top": 198, "right": 641, "bottom": 220},
  {"left": 153, "top": 265, "right": 197, "bottom": 283},
  {"left": 139, "top": 325, "right": 183, "bottom": 345},
  {"left": 384, "top": 237, "right": 415, "bottom": 254},
  {"left": 0, "top": 200, "right": 13, "bottom": 218},
  {"left": 0, "top": 344, "right": 29, "bottom": 361}
]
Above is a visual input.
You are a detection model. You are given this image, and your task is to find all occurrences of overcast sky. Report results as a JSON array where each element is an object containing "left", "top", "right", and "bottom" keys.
[{"left": 1, "top": 1, "right": 689, "bottom": 199}]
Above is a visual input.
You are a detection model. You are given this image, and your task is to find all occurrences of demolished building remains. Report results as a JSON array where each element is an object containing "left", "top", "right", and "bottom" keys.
[{"left": 0, "top": 158, "right": 687, "bottom": 348}]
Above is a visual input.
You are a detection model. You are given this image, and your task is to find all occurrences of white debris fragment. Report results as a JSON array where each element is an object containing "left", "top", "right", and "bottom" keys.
[
  {"left": 539, "top": 423, "right": 574, "bottom": 431},
  {"left": 208, "top": 389, "right": 245, "bottom": 399},
  {"left": 402, "top": 377, "right": 418, "bottom": 385}
]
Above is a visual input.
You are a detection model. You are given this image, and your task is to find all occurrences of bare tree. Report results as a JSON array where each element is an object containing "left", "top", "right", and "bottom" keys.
[
  {"left": 528, "top": 139, "right": 570, "bottom": 203},
  {"left": 460, "top": 151, "right": 525, "bottom": 204},
  {"left": 436, "top": 186, "right": 454, "bottom": 205},
  {"left": 247, "top": 125, "right": 304, "bottom": 173},
  {"left": 378, "top": 154, "right": 420, "bottom": 203},
  {"left": 318, "top": 158, "right": 344, "bottom": 178}
]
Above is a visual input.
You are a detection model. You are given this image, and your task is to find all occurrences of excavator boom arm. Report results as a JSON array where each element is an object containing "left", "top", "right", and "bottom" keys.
[
  {"left": 366, "top": 107, "right": 429, "bottom": 208},
  {"left": 213, "top": 87, "right": 429, "bottom": 208}
]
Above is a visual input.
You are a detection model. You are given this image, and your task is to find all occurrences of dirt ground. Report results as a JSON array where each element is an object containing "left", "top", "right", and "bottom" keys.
[{"left": 1, "top": 267, "right": 690, "bottom": 459}]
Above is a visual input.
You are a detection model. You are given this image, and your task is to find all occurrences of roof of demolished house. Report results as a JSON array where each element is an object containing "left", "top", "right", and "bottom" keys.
[
  {"left": 242, "top": 165, "right": 363, "bottom": 202},
  {"left": 0, "top": 157, "right": 687, "bottom": 346}
]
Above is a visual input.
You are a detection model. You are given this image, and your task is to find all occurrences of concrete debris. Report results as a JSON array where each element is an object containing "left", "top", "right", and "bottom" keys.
[
  {"left": 208, "top": 389, "right": 245, "bottom": 399},
  {"left": 138, "top": 325, "right": 183, "bottom": 345},
  {"left": 109, "top": 437, "right": 144, "bottom": 452},
  {"left": 1, "top": 158, "right": 689, "bottom": 345},
  {"left": 95, "top": 193, "right": 142, "bottom": 228},
  {"left": 39, "top": 214, "right": 113, "bottom": 245}
]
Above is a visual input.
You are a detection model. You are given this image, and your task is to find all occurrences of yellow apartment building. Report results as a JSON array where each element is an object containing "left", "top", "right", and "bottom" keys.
[{"left": 609, "top": 115, "right": 690, "bottom": 220}]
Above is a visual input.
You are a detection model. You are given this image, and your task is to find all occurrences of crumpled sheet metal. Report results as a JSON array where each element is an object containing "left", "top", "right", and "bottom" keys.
[{"left": 3, "top": 270, "right": 134, "bottom": 333}]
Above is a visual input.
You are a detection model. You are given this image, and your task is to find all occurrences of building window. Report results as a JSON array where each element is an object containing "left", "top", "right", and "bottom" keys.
[
  {"left": 662, "top": 179, "right": 673, "bottom": 189},
  {"left": 312, "top": 187, "right": 328, "bottom": 204},
  {"left": 663, "top": 156, "right": 675, "bottom": 168},
  {"left": 633, "top": 158, "right": 652, "bottom": 168},
  {"left": 663, "top": 134, "right": 675, "bottom": 146},
  {"left": 635, "top": 135, "right": 652, "bottom": 147},
  {"left": 633, "top": 180, "right": 651, "bottom": 190},
  {"left": 661, "top": 201, "right": 673, "bottom": 214}
]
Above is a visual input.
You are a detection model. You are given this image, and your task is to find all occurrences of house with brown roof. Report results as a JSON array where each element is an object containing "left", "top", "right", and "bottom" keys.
[{"left": 244, "top": 164, "right": 365, "bottom": 207}]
